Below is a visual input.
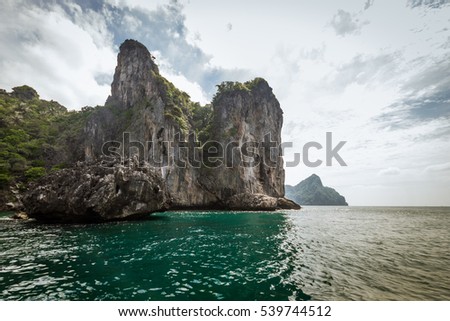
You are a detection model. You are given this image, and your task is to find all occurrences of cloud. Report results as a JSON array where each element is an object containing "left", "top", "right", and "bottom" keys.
[
  {"left": 0, "top": 0, "right": 249, "bottom": 109},
  {"left": 407, "top": 0, "right": 450, "bottom": 8},
  {"left": 329, "top": 9, "right": 368, "bottom": 36},
  {"left": 425, "top": 162, "right": 450, "bottom": 172},
  {"left": 378, "top": 167, "right": 401, "bottom": 176},
  {"left": 364, "top": 0, "right": 375, "bottom": 10},
  {"left": 376, "top": 54, "right": 450, "bottom": 129},
  {"left": 325, "top": 52, "right": 401, "bottom": 92},
  {"left": 94, "top": 0, "right": 248, "bottom": 97},
  {"left": 0, "top": 0, "right": 116, "bottom": 109}
]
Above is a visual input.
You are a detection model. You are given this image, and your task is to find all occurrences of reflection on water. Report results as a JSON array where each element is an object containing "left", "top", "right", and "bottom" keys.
[{"left": 0, "top": 207, "right": 449, "bottom": 300}]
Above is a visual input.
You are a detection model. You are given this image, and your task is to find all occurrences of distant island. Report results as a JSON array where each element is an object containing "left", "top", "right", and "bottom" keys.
[{"left": 285, "top": 174, "right": 348, "bottom": 206}]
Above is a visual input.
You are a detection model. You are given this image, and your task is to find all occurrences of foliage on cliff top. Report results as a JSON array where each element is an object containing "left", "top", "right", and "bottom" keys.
[
  {"left": 212, "top": 78, "right": 267, "bottom": 105},
  {"left": 151, "top": 71, "right": 216, "bottom": 139},
  {"left": 10, "top": 85, "right": 40, "bottom": 100}
]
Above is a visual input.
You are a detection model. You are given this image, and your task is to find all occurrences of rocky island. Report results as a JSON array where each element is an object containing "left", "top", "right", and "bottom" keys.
[
  {"left": 285, "top": 174, "right": 348, "bottom": 206},
  {"left": 1, "top": 39, "right": 299, "bottom": 222}
]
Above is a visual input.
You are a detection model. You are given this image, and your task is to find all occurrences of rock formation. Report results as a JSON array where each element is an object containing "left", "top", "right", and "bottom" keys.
[
  {"left": 285, "top": 174, "right": 348, "bottom": 206},
  {"left": 22, "top": 39, "right": 299, "bottom": 222},
  {"left": 205, "top": 78, "right": 285, "bottom": 200},
  {"left": 23, "top": 158, "right": 169, "bottom": 222}
]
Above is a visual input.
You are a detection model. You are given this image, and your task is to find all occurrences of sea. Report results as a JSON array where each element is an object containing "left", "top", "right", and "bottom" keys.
[{"left": 1, "top": 207, "right": 449, "bottom": 301}]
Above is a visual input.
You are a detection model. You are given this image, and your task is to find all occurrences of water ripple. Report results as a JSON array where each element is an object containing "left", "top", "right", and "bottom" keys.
[{"left": 0, "top": 207, "right": 449, "bottom": 300}]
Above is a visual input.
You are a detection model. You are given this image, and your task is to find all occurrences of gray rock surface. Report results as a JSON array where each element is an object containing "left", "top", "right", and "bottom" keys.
[
  {"left": 227, "top": 193, "right": 300, "bottom": 211},
  {"left": 203, "top": 78, "right": 285, "bottom": 200},
  {"left": 23, "top": 160, "right": 169, "bottom": 222}
]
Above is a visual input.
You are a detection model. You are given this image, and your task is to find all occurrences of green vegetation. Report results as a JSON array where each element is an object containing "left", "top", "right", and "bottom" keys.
[
  {"left": 164, "top": 112, "right": 189, "bottom": 132},
  {"left": 216, "top": 81, "right": 250, "bottom": 93},
  {"left": 212, "top": 78, "right": 266, "bottom": 105},
  {"left": 0, "top": 86, "right": 95, "bottom": 188},
  {"left": 24, "top": 167, "right": 46, "bottom": 180},
  {"left": 153, "top": 71, "right": 191, "bottom": 134},
  {"left": 9, "top": 85, "right": 39, "bottom": 100},
  {"left": 51, "top": 163, "right": 67, "bottom": 171},
  {"left": 228, "top": 126, "right": 238, "bottom": 137},
  {"left": 0, "top": 87, "right": 63, "bottom": 186},
  {"left": 189, "top": 103, "right": 213, "bottom": 143},
  {"left": 244, "top": 77, "right": 267, "bottom": 90}
]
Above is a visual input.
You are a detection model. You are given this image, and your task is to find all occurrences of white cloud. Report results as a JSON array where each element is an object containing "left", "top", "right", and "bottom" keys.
[
  {"left": 378, "top": 167, "right": 401, "bottom": 176},
  {"left": 105, "top": 0, "right": 161, "bottom": 11},
  {"left": 425, "top": 162, "right": 450, "bottom": 172},
  {"left": 0, "top": 1, "right": 116, "bottom": 109},
  {"left": 330, "top": 9, "right": 369, "bottom": 36},
  {"left": 0, "top": 0, "right": 245, "bottom": 109},
  {"left": 122, "top": 14, "right": 142, "bottom": 32}
]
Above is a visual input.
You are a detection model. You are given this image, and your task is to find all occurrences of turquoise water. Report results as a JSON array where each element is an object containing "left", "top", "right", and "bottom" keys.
[{"left": 1, "top": 207, "right": 449, "bottom": 300}]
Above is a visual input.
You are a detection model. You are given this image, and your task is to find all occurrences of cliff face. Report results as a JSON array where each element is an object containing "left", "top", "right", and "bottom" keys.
[
  {"left": 23, "top": 39, "right": 299, "bottom": 222},
  {"left": 84, "top": 39, "right": 212, "bottom": 208},
  {"left": 285, "top": 174, "right": 348, "bottom": 206},
  {"left": 203, "top": 79, "right": 285, "bottom": 200}
]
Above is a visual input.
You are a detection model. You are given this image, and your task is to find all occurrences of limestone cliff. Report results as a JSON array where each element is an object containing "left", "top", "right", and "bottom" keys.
[
  {"left": 23, "top": 39, "right": 299, "bottom": 222},
  {"left": 201, "top": 79, "right": 285, "bottom": 202},
  {"left": 84, "top": 39, "right": 213, "bottom": 208}
]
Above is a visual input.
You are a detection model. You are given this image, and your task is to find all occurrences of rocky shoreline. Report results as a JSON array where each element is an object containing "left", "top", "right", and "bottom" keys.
[{"left": 19, "top": 159, "right": 299, "bottom": 223}]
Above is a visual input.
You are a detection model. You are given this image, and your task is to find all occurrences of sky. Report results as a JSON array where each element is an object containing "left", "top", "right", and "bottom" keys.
[{"left": 1, "top": 0, "right": 449, "bottom": 206}]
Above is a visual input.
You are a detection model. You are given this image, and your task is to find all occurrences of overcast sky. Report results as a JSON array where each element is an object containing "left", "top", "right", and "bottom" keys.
[{"left": 1, "top": 0, "right": 449, "bottom": 206}]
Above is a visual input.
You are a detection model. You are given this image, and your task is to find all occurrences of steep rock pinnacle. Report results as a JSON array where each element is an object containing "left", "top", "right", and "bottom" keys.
[{"left": 109, "top": 39, "right": 160, "bottom": 108}]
